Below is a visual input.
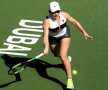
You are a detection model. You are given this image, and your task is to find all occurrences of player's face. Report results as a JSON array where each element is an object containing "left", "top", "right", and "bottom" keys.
[{"left": 51, "top": 10, "right": 60, "bottom": 20}]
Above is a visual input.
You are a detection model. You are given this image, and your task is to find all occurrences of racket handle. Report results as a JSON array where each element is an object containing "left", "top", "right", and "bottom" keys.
[{"left": 35, "top": 53, "right": 44, "bottom": 59}]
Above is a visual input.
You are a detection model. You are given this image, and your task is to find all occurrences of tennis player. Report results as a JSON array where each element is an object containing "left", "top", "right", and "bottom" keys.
[{"left": 43, "top": 1, "right": 92, "bottom": 89}]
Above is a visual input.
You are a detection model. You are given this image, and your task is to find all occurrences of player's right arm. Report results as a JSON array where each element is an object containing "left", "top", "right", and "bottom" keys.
[{"left": 43, "top": 17, "right": 50, "bottom": 55}]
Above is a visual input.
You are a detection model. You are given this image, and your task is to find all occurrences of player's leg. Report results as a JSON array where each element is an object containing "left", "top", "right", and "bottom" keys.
[
  {"left": 59, "top": 38, "right": 71, "bottom": 78},
  {"left": 50, "top": 43, "right": 60, "bottom": 57},
  {"left": 59, "top": 38, "right": 74, "bottom": 89},
  {"left": 49, "top": 36, "right": 61, "bottom": 57},
  {"left": 50, "top": 44, "right": 72, "bottom": 62}
]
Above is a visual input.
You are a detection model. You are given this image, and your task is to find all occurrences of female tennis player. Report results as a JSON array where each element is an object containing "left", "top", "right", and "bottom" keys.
[{"left": 43, "top": 1, "right": 92, "bottom": 89}]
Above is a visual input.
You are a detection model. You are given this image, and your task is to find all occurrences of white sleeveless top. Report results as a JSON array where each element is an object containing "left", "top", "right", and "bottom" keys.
[{"left": 48, "top": 12, "right": 67, "bottom": 37}]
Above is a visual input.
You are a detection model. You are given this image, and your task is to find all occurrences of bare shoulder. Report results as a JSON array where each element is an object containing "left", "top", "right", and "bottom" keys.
[
  {"left": 43, "top": 16, "right": 50, "bottom": 28},
  {"left": 61, "top": 11, "right": 68, "bottom": 15},
  {"left": 43, "top": 16, "right": 50, "bottom": 24},
  {"left": 43, "top": 16, "right": 49, "bottom": 22},
  {"left": 61, "top": 11, "right": 71, "bottom": 19},
  {"left": 61, "top": 11, "right": 75, "bottom": 22}
]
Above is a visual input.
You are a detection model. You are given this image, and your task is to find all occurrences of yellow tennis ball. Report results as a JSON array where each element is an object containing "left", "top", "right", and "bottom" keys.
[{"left": 72, "top": 70, "right": 77, "bottom": 75}]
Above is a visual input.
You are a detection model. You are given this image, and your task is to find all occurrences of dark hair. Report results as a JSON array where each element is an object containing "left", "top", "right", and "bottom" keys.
[
  {"left": 49, "top": 10, "right": 52, "bottom": 13},
  {"left": 48, "top": 10, "right": 60, "bottom": 14}
]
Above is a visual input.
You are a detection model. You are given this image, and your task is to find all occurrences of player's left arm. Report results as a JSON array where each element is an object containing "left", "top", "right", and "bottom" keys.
[{"left": 62, "top": 11, "right": 93, "bottom": 40}]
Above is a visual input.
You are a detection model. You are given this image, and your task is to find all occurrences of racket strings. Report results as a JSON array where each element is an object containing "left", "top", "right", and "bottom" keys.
[{"left": 8, "top": 53, "right": 44, "bottom": 75}]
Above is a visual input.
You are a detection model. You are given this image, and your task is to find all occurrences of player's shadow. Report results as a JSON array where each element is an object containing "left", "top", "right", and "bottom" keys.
[
  {"left": 0, "top": 54, "right": 25, "bottom": 88},
  {"left": 0, "top": 54, "right": 71, "bottom": 90}
]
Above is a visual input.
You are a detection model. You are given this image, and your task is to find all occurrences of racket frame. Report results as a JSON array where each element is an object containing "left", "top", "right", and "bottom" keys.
[{"left": 8, "top": 53, "right": 44, "bottom": 75}]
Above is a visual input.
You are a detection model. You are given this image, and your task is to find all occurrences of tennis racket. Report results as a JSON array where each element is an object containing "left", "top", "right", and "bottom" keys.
[{"left": 8, "top": 53, "right": 44, "bottom": 75}]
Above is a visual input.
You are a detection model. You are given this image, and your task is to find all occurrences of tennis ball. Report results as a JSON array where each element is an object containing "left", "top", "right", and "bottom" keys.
[{"left": 72, "top": 70, "right": 77, "bottom": 75}]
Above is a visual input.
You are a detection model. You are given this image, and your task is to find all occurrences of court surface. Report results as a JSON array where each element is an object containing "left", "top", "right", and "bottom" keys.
[{"left": 0, "top": 0, "right": 108, "bottom": 90}]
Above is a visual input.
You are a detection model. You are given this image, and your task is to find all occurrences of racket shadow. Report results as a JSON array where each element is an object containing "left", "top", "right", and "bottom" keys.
[
  {"left": 0, "top": 54, "right": 26, "bottom": 88},
  {"left": 1, "top": 54, "right": 69, "bottom": 90}
]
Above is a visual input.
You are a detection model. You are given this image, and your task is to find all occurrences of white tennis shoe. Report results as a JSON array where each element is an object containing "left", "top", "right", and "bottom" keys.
[{"left": 68, "top": 56, "right": 72, "bottom": 62}]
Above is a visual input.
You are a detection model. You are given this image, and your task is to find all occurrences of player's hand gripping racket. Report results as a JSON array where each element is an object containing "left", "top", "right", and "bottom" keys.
[{"left": 8, "top": 53, "right": 44, "bottom": 75}]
